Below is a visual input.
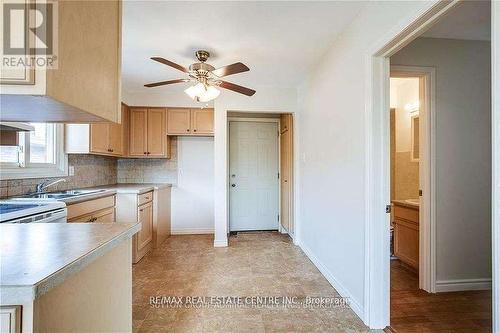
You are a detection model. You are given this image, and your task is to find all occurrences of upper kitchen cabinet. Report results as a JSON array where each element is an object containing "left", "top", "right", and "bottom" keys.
[
  {"left": 167, "top": 108, "right": 214, "bottom": 136},
  {"left": 65, "top": 104, "right": 127, "bottom": 157},
  {"left": 0, "top": 0, "right": 122, "bottom": 123},
  {"left": 129, "top": 108, "right": 170, "bottom": 158}
]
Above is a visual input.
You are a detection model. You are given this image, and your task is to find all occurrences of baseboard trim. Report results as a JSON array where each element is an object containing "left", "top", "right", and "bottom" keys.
[
  {"left": 171, "top": 228, "right": 214, "bottom": 235},
  {"left": 297, "top": 241, "right": 364, "bottom": 322},
  {"left": 435, "top": 278, "right": 492, "bottom": 292},
  {"left": 213, "top": 238, "right": 228, "bottom": 247}
]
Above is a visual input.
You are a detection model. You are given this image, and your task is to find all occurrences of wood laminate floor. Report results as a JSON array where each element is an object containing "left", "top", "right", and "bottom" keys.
[
  {"left": 390, "top": 260, "right": 492, "bottom": 333},
  {"left": 132, "top": 232, "right": 373, "bottom": 332}
]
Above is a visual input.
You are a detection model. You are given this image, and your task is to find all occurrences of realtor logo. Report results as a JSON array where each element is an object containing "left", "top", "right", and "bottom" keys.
[{"left": 2, "top": 0, "right": 58, "bottom": 68}]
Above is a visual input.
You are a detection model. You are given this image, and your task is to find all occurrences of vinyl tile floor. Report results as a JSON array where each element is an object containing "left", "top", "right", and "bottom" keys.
[{"left": 133, "top": 232, "right": 372, "bottom": 333}]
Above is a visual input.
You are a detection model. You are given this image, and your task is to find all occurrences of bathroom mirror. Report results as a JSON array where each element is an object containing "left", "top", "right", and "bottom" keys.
[{"left": 410, "top": 114, "right": 419, "bottom": 162}]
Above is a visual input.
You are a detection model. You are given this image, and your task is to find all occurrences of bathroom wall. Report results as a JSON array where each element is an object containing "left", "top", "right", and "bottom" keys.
[
  {"left": 390, "top": 77, "right": 420, "bottom": 200},
  {"left": 0, "top": 154, "right": 117, "bottom": 198},
  {"left": 392, "top": 37, "right": 491, "bottom": 287}
]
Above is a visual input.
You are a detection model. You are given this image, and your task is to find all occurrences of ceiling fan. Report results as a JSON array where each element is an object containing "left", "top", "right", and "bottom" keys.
[{"left": 144, "top": 50, "right": 256, "bottom": 102}]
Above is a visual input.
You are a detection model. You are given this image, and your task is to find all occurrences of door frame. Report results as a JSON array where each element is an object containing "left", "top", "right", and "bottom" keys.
[
  {"left": 390, "top": 66, "right": 436, "bottom": 293},
  {"left": 363, "top": 0, "right": 464, "bottom": 328},
  {"left": 227, "top": 117, "right": 281, "bottom": 232}
]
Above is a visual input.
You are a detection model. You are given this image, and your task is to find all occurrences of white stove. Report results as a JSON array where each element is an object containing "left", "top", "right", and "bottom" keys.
[{"left": 0, "top": 199, "right": 67, "bottom": 223}]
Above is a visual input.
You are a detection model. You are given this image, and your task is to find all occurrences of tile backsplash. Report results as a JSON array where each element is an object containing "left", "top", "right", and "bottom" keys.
[
  {"left": 0, "top": 154, "right": 117, "bottom": 198},
  {"left": 117, "top": 137, "right": 178, "bottom": 184},
  {"left": 0, "top": 137, "right": 178, "bottom": 198}
]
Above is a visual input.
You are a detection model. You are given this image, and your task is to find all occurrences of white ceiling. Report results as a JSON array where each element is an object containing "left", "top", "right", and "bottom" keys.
[
  {"left": 121, "top": 1, "right": 365, "bottom": 96},
  {"left": 422, "top": 0, "right": 491, "bottom": 41}
]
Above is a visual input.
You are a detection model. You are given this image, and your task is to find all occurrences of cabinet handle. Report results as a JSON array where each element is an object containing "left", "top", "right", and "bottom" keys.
[
  {"left": 110, "top": 149, "right": 114, "bottom": 152},
  {"left": 139, "top": 209, "right": 144, "bottom": 212},
  {"left": 193, "top": 129, "right": 197, "bottom": 132},
  {"left": 144, "top": 152, "right": 147, "bottom": 155},
  {"left": 147, "top": 152, "right": 150, "bottom": 155},
  {"left": 187, "top": 129, "right": 190, "bottom": 132}
]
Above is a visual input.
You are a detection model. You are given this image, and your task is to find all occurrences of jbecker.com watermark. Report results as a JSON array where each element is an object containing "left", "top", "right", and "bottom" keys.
[
  {"left": 150, "top": 296, "right": 350, "bottom": 309},
  {"left": 2, "top": 0, "right": 58, "bottom": 69}
]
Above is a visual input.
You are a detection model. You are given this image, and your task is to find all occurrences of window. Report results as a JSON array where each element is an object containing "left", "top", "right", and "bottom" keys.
[{"left": 0, "top": 123, "right": 68, "bottom": 180}]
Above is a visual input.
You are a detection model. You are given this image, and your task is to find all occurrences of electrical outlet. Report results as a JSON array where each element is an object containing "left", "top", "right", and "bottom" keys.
[{"left": 69, "top": 166, "right": 75, "bottom": 176}]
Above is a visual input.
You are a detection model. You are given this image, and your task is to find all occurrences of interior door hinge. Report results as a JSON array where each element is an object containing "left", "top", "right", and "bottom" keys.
[
  {"left": 385, "top": 205, "right": 391, "bottom": 213},
  {"left": 278, "top": 172, "right": 280, "bottom": 179},
  {"left": 278, "top": 214, "right": 280, "bottom": 221}
]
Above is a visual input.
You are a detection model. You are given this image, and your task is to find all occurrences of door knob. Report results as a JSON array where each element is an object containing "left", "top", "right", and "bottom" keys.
[{"left": 231, "top": 184, "right": 236, "bottom": 187}]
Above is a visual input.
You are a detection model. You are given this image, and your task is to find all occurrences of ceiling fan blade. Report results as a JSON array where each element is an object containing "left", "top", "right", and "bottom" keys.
[
  {"left": 218, "top": 80, "right": 256, "bottom": 96},
  {"left": 211, "top": 62, "right": 249, "bottom": 78},
  {"left": 151, "top": 57, "right": 188, "bottom": 73},
  {"left": 144, "top": 79, "right": 189, "bottom": 88}
]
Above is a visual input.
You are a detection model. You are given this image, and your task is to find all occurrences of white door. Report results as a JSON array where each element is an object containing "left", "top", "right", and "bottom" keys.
[{"left": 229, "top": 121, "right": 279, "bottom": 231}]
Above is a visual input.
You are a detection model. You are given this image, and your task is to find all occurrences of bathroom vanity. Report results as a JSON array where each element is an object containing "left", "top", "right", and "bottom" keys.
[{"left": 392, "top": 200, "right": 419, "bottom": 271}]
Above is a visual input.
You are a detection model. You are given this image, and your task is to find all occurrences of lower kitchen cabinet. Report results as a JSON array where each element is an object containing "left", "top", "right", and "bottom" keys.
[
  {"left": 115, "top": 186, "right": 171, "bottom": 263},
  {"left": 67, "top": 195, "right": 116, "bottom": 223}
]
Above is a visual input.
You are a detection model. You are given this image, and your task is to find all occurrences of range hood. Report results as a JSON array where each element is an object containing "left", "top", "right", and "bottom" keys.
[{"left": 0, "top": 122, "right": 35, "bottom": 132}]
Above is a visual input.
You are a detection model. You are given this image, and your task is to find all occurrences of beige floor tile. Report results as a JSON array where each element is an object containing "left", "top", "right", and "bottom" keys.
[{"left": 133, "top": 232, "right": 369, "bottom": 333}]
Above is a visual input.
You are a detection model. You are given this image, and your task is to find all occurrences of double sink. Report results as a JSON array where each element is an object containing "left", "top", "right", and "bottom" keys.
[{"left": 20, "top": 189, "right": 106, "bottom": 200}]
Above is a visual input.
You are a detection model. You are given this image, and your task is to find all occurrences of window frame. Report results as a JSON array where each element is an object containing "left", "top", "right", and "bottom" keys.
[{"left": 0, "top": 124, "right": 68, "bottom": 180}]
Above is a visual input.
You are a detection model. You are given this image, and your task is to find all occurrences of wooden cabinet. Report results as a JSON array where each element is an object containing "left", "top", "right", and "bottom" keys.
[
  {"left": 1, "top": 0, "right": 122, "bottom": 123},
  {"left": 167, "top": 108, "right": 214, "bottom": 136},
  {"left": 66, "top": 119, "right": 124, "bottom": 157},
  {"left": 67, "top": 195, "right": 116, "bottom": 223},
  {"left": 129, "top": 108, "right": 169, "bottom": 158},
  {"left": 115, "top": 187, "right": 171, "bottom": 263},
  {"left": 137, "top": 201, "right": 153, "bottom": 252},
  {"left": 191, "top": 109, "right": 214, "bottom": 134},
  {"left": 129, "top": 108, "right": 148, "bottom": 156},
  {"left": 393, "top": 203, "right": 419, "bottom": 271}
]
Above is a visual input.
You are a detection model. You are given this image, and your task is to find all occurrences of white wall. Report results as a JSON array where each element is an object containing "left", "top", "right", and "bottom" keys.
[
  {"left": 213, "top": 85, "right": 298, "bottom": 246},
  {"left": 296, "top": 0, "right": 440, "bottom": 322},
  {"left": 171, "top": 136, "right": 215, "bottom": 234},
  {"left": 391, "top": 37, "right": 492, "bottom": 287}
]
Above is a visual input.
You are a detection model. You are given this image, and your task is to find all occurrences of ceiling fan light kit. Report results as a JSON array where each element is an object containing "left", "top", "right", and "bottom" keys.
[
  {"left": 144, "top": 50, "right": 256, "bottom": 102},
  {"left": 184, "top": 82, "right": 220, "bottom": 102}
]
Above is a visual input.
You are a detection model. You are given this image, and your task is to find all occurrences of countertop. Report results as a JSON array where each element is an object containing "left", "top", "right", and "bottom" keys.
[
  {"left": 57, "top": 183, "right": 172, "bottom": 204},
  {"left": 392, "top": 199, "right": 419, "bottom": 209},
  {"left": 94, "top": 183, "right": 172, "bottom": 194},
  {"left": 0, "top": 222, "right": 140, "bottom": 300}
]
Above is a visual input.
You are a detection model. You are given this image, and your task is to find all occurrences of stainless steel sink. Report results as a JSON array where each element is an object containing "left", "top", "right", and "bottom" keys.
[{"left": 21, "top": 189, "right": 106, "bottom": 199}]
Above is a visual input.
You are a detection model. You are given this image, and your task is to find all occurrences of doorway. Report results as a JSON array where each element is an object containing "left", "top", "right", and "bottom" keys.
[
  {"left": 228, "top": 113, "right": 295, "bottom": 235},
  {"left": 366, "top": 0, "right": 495, "bottom": 329},
  {"left": 229, "top": 119, "right": 279, "bottom": 231}
]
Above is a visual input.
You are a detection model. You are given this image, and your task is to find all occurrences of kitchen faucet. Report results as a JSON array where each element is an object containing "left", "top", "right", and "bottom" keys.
[{"left": 36, "top": 178, "right": 67, "bottom": 193}]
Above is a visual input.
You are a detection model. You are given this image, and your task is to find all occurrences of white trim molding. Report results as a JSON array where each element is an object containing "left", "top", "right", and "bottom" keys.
[
  {"left": 298, "top": 241, "right": 364, "bottom": 320},
  {"left": 171, "top": 228, "right": 214, "bottom": 235},
  {"left": 436, "top": 279, "right": 492, "bottom": 292},
  {"left": 364, "top": 0, "right": 461, "bottom": 329},
  {"left": 213, "top": 239, "right": 229, "bottom": 247},
  {"left": 390, "top": 65, "right": 437, "bottom": 293}
]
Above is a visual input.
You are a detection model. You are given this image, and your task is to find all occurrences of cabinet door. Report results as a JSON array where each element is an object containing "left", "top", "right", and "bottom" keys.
[
  {"left": 167, "top": 108, "right": 191, "bottom": 135},
  {"left": 90, "top": 123, "right": 110, "bottom": 154},
  {"left": 108, "top": 121, "right": 123, "bottom": 155},
  {"left": 129, "top": 108, "right": 148, "bottom": 156},
  {"left": 191, "top": 109, "right": 214, "bottom": 135},
  {"left": 147, "top": 109, "right": 166, "bottom": 157},
  {"left": 92, "top": 207, "right": 116, "bottom": 223},
  {"left": 137, "top": 201, "right": 153, "bottom": 251}
]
